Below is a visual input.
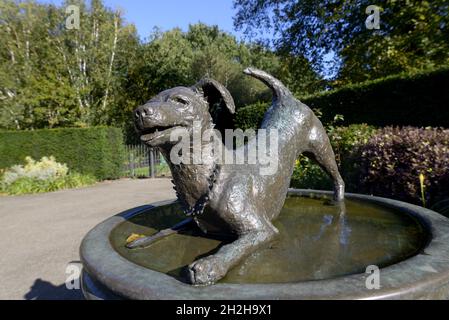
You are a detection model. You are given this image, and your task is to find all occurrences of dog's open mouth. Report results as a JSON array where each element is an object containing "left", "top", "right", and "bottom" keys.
[{"left": 139, "top": 125, "right": 183, "bottom": 142}]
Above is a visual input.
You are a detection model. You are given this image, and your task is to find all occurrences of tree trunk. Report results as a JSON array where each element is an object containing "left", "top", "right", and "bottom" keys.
[{"left": 102, "top": 12, "right": 120, "bottom": 112}]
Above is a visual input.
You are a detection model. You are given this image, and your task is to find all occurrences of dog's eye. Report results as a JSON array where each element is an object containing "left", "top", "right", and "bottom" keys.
[{"left": 173, "top": 97, "right": 189, "bottom": 105}]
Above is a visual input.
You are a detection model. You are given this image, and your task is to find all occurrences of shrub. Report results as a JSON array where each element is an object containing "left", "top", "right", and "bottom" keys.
[
  {"left": 1, "top": 173, "right": 96, "bottom": 195},
  {"left": 291, "top": 126, "right": 449, "bottom": 208},
  {"left": 0, "top": 156, "right": 96, "bottom": 195},
  {"left": 291, "top": 156, "right": 333, "bottom": 190},
  {"left": 357, "top": 127, "right": 449, "bottom": 206},
  {"left": 290, "top": 124, "right": 378, "bottom": 190},
  {"left": 330, "top": 124, "right": 378, "bottom": 191},
  {"left": 2, "top": 156, "right": 68, "bottom": 184},
  {"left": 0, "top": 127, "right": 125, "bottom": 180}
]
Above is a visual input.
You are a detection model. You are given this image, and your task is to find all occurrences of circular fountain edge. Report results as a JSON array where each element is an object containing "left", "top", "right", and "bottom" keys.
[{"left": 80, "top": 190, "right": 449, "bottom": 300}]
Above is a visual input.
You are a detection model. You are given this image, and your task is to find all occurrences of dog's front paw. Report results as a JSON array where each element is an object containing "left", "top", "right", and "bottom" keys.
[{"left": 187, "top": 256, "right": 227, "bottom": 286}]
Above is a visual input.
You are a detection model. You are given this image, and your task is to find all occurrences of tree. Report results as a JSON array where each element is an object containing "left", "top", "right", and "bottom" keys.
[
  {"left": 0, "top": 2, "right": 321, "bottom": 132},
  {"left": 126, "top": 23, "right": 322, "bottom": 109},
  {"left": 0, "top": 0, "right": 140, "bottom": 129},
  {"left": 233, "top": 0, "right": 449, "bottom": 85}
]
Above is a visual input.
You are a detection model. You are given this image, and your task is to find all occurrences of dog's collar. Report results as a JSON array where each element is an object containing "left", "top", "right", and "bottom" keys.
[{"left": 182, "top": 164, "right": 219, "bottom": 217}]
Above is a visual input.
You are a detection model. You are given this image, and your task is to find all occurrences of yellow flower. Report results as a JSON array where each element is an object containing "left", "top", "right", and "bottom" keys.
[{"left": 419, "top": 173, "right": 426, "bottom": 208}]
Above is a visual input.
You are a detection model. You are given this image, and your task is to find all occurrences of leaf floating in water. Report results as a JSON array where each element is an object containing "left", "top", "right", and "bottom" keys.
[{"left": 126, "top": 233, "right": 146, "bottom": 244}]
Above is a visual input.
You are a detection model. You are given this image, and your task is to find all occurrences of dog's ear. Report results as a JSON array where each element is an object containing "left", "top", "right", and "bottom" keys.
[
  {"left": 194, "top": 78, "right": 236, "bottom": 136},
  {"left": 194, "top": 78, "right": 236, "bottom": 115}
]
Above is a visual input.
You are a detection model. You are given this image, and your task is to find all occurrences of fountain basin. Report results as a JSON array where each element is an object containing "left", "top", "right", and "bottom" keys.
[{"left": 80, "top": 189, "right": 449, "bottom": 300}]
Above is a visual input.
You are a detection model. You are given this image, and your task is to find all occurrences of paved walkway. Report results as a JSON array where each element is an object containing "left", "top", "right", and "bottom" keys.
[{"left": 0, "top": 178, "right": 174, "bottom": 300}]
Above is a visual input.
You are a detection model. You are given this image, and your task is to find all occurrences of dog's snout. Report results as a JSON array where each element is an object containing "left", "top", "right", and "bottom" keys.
[
  {"left": 135, "top": 105, "right": 154, "bottom": 120},
  {"left": 135, "top": 109, "right": 141, "bottom": 120}
]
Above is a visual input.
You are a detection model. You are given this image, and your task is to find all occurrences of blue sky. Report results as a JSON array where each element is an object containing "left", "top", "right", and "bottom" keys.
[{"left": 41, "top": 0, "right": 246, "bottom": 40}]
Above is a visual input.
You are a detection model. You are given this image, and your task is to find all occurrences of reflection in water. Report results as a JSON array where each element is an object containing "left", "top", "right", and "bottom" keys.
[
  {"left": 311, "top": 214, "right": 333, "bottom": 241},
  {"left": 110, "top": 196, "right": 428, "bottom": 284}
]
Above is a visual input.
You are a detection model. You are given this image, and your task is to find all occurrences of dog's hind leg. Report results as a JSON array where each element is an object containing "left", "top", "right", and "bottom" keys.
[{"left": 306, "top": 125, "right": 345, "bottom": 202}]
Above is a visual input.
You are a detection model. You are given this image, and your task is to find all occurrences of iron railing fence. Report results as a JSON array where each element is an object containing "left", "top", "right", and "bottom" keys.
[{"left": 123, "top": 144, "right": 171, "bottom": 178}]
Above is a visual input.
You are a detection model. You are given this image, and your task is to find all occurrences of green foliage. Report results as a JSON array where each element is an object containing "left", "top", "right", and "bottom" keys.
[
  {"left": 234, "top": 101, "right": 269, "bottom": 130},
  {"left": 2, "top": 0, "right": 448, "bottom": 135},
  {"left": 0, "top": 127, "right": 125, "bottom": 180},
  {"left": 329, "top": 124, "right": 378, "bottom": 163},
  {"left": 123, "top": 163, "right": 171, "bottom": 178},
  {"left": 0, "top": 0, "right": 140, "bottom": 130},
  {"left": 121, "top": 23, "right": 322, "bottom": 114},
  {"left": 118, "top": 65, "right": 449, "bottom": 149},
  {"left": 236, "top": 68, "right": 449, "bottom": 129},
  {"left": 291, "top": 124, "right": 378, "bottom": 190},
  {"left": 0, "top": 155, "right": 96, "bottom": 195},
  {"left": 0, "top": 1, "right": 323, "bottom": 134},
  {"left": 291, "top": 156, "right": 334, "bottom": 190},
  {"left": 1, "top": 172, "right": 96, "bottom": 195},
  {"left": 234, "top": 0, "right": 449, "bottom": 84},
  {"left": 119, "top": 23, "right": 323, "bottom": 142},
  {"left": 156, "top": 162, "right": 171, "bottom": 177},
  {"left": 303, "top": 67, "right": 449, "bottom": 127},
  {"left": 1, "top": 155, "right": 68, "bottom": 184}
]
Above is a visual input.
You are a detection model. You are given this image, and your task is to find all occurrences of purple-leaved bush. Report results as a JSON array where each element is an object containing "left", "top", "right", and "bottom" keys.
[{"left": 358, "top": 127, "right": 449, "bottom": 206}]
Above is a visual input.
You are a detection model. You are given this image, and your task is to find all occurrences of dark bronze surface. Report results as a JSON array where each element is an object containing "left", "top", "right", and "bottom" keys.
[{"left": 133, "top": 68, "right": 345, "bottom": 285}]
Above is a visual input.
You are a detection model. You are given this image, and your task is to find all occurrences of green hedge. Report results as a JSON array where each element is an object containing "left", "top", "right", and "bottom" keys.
[
  {"left": 0, "top": 127, "right": 125, "bottom": 180},
  {"left": 235, "top": 67, "right": 449, "bottom": 129},
  {"left": 234, "top": 101, "right": 269, "bottom": 130}
]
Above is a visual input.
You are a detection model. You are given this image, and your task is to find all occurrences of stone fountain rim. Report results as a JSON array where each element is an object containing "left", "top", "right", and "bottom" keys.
[{"left": 80, "top": 189, "right": 449, "bottom": 300}]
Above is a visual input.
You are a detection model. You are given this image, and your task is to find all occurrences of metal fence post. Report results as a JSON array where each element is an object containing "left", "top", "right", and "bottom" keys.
[
  {"left": 130, "top": 147, "right": 135, "bottom": 177},
  {"left": 154, "top": 150, "right": 158, "bottom": 177},
  {"left": 149, "top": 148, "right": 155, "bottom": 178}
]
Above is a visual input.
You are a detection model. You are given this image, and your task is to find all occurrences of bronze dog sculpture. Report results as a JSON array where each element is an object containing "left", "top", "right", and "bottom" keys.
[{"left": 133, "top": 68, "right": 345, "bottom": 285}]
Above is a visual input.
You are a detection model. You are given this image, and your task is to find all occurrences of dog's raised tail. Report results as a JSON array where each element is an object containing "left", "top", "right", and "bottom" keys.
[{"left": 243, "top": 67, "right": 290, "bottom": 102}]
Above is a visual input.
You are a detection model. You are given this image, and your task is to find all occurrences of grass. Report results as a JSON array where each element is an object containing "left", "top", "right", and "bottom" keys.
[
  {"left": 124, "top": 163, "right": 171, "bottom": 178},
  {"left": 124, "top": 167, "right": 150, "bottom": 177}
]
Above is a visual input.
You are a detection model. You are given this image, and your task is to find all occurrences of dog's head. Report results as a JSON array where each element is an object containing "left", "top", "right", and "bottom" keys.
[{"left": 134, "top": 78, "right": 235, "bottom": 147}]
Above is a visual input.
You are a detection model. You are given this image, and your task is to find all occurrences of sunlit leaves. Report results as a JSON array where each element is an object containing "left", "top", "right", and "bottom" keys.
[{"left": 233, "top": 0, "right": 449, "bottom": 85}]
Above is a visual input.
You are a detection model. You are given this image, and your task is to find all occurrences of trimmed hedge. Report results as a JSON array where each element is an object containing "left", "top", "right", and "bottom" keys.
[
  {"left": 303, "top": 68, "right": 449, "bottom": 127},
  {"left": 234, "top": 101, "right": 269, "bottom": 130},
  {"left": 0, "top": 127, "right": 125, "bottom": 180},
  {"left": 235, "top": 67, "right": 449, "bottom": 129}
]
